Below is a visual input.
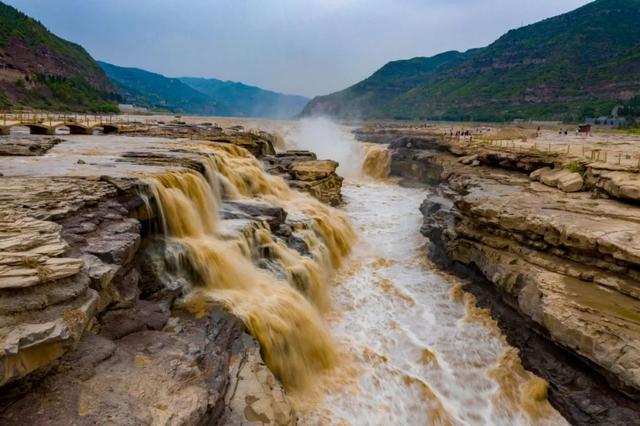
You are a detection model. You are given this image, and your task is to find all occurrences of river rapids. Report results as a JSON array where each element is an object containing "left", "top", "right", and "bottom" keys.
[
  {"left": 282, "top": 122, "right": 568, "bottom": 425},
  {"left": 299, "top": 176, "right": 567, "bottom": 425},
  {"left": 46, "top": 121, "right": 568, "bottom": 425}
]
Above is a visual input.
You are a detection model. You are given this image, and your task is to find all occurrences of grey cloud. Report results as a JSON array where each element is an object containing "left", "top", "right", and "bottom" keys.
[{"left": 5, "top": 0, "right": 590, "bottom": 97}]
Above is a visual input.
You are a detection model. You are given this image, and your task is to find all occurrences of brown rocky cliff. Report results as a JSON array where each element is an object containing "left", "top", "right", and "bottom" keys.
[{"left": 0, "top": 2, "right": 116, "bottom": 109}]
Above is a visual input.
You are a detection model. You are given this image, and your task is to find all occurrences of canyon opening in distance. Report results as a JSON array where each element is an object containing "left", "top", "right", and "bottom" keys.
[{"left": 1, "top": 1, "right": 640, "bottom": 425}]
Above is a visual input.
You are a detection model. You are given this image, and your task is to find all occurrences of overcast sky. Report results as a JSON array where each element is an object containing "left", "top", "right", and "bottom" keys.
[{"left": 6, "top": 0, "right": 591, "bottom": 97}]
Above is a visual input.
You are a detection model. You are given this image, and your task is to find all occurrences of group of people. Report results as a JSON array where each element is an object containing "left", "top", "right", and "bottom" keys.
[
  {"left": 557, "top": 127, "right": 590, "bottom": 136},
  {"left": 446, "top": 129, "right": 472, "bottom": 137}
]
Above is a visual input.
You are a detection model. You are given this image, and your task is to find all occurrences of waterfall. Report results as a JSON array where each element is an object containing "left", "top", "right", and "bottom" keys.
[
  {"left": 361, "top": 144, "right": 391, "bottom": 179},
  {"left": 144, "top": 142, "right": 356, "bottom": 392}
]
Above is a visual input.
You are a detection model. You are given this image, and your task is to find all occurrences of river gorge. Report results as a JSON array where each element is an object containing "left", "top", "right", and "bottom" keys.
[{"left": 0, "top": 118, "right": 639, "bottom": 425}]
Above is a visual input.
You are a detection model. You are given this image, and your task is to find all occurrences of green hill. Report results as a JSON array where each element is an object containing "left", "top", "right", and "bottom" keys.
[
  {"left": 0, "top": 2, "right": 119, "bottom": 112},
  {"left": 180, "top": 77, "right": 308, "bottom": 118},
  {"left": 303, "top": 0, "right": 640, "bottom": 122},
  {"left": 303, "top": 51, "right": 472, "bottom": 119},
  {"left": 98, "top": 62, "right": 226, "bottom": 115},
  {"left": 100, "top": 62, "right": 309, "bottom": 118}
]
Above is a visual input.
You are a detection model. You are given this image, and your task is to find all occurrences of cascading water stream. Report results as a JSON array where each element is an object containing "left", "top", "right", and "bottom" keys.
[
  {"left": 361, "top": 144, "right": 391, "bottom": 179},
  {"left": 143, "top": 143, "right": 356, "bottom": 392},
  {"left": 141, "top": 128, "right": 566, "bottom": 424},
  {"left": 299, "top": 181, "right": 566, "bottom": 424},
  {"left": 297, "top": 136, "right": 567, "bottom": 425}
]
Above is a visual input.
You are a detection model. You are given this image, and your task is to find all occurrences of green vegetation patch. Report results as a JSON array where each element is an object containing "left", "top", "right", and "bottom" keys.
[{"left": 305, "top": 0, "right": 640, "bottom": 122}]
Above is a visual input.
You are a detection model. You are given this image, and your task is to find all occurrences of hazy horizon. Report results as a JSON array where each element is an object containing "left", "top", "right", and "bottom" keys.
[{"left": 5, "top": 0, "right": 590, "bottom": 97}]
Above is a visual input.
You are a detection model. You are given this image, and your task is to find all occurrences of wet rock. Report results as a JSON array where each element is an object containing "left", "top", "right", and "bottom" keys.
[
  {"left": 265, "top": 152, "right": 344, "bottom": 206},
  {"left": 223, "top": 334, "right": 295, "bottom": 425},
  {"left": 289, "top": 173, "right": 343, "bottom": 206},
  {"left": 381, "top": 125, "right": 640, "bottom": 424},
  {"left": 287, "top": 159, "right": 338, "bottom": 181},
  {"left": 99, "top": 300, "right": 170, "bottom": 340},
  {"left": 0, "top": 307, "right": 293, "bottom": 426},
  {"left": 135, "top": 239, "right": 189, "bottom": 302},
  {"left": 225, "top": 200, "right": 287, "bottom": 231},
  {"left": 0, "top": 136, "right": 63, "bottom": 156}
]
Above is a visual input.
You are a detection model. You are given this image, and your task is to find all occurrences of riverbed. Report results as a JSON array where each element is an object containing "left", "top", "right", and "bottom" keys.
[{"left": 301, "top": 178, "right": 567, "bottom": 425}]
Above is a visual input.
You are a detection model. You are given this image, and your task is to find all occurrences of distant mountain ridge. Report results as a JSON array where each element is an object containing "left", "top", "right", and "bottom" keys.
[
  {"left": 98, "top": 62, "right": 224, "bottom": 115},
  {"left": 0, "top": 0, "right": 307, "bottom": 117},
  {"left": 303, "top": 0, "right": 640, "bottom": 122},
  {"left": 180, "top": 77, "right": 308, "bottom": 119},
  {"left": 0, "top": 1, "right": 119, "bottom": 111},
  {"left": 100, "top": 62, "right": 309, "bottom": 118}
]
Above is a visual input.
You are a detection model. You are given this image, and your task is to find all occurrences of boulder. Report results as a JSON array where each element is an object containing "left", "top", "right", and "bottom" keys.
[
  {"left": 458, "top": 154, "right": 478, "bottom": 165},
  {"left": 529, "top": 167, "right": 551, "bottom": 181},
  {"left": 287, "top": 160, "right": 338, "bottom": 181},
  {"left": 0, "top": 309, "right": 294, "bottom": 426},
  {"left": 530, "top": 167, "right": 584, "bottom": 193},
  {"left": 557, "top": 171, "right": 584, "bottom": 192}
]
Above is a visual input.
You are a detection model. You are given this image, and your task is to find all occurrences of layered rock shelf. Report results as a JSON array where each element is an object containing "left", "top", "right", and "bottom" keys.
[
  {"left": 356, "top": 124, "right": 640, "bottom": 204},
  {"left": 357, "top": 126, "right": 640, "bottom": 425},
  {"left": 264, "top": 151, "right": 343, "bottom": 206},
  {"left": 0, "top": 125, "right": 345, "bottom": 425}
]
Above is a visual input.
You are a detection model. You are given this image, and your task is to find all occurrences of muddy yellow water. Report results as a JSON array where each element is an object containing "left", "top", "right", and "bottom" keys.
[
  {"left": 139, "top": 127, "right": 566, "bottom": 424},
  {"left": 1, "top": 124, "right": 568, "bottom": 424},
  {"left": 143, "top": 143, "right": 355, "bottom": 392},
  {"left": 361, "top": 144, "right": 391, "bottom": 179},
  {"left": 299, "top": 177, "right": 567, "bottom": 425}
]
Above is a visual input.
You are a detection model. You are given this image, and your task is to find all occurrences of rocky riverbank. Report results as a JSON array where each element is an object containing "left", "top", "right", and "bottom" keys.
[
  {"left": 356, "top": 126, "right": 640, "bottom": 425},
  {"left": 0, "top": 125, "right": 349, "bottom": 425}
]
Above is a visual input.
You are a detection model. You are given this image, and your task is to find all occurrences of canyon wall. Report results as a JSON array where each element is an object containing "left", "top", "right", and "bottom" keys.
[{"left": 356, "top": 127, "right": 640, "bottom": 425}]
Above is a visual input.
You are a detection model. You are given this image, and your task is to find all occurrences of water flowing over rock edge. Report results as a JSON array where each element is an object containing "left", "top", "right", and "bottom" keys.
[{"left": 0, "top": 126, "right": 355, "bottom": 425}]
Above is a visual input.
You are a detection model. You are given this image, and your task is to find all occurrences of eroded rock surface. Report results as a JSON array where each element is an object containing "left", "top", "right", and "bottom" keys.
[
  {"left": 0, "top": 310, "right": 292, "bottom": 426},
  {"left": 359, "top": 125, "right": 640, "bottom": 425},
  {"left": 0, "top": 176, "right": 135, "bottom": 388},
  {"left": 124, "top": 122, "right": 277, "bottom": 158},
  {"left": 0, "top": 129, "right": 337, "bottom": 424},
  {"left": 0, "top": 136, "right": 63, "bottom": 156},
  {"left": 586, "top": 164, "right": 640, "bottom": 203},
  {"left": 358, "top": 126, "right": 640, "bottom": 204},
  {"left": 265, "top": 150, "right": 344, "bottom": 206}
]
